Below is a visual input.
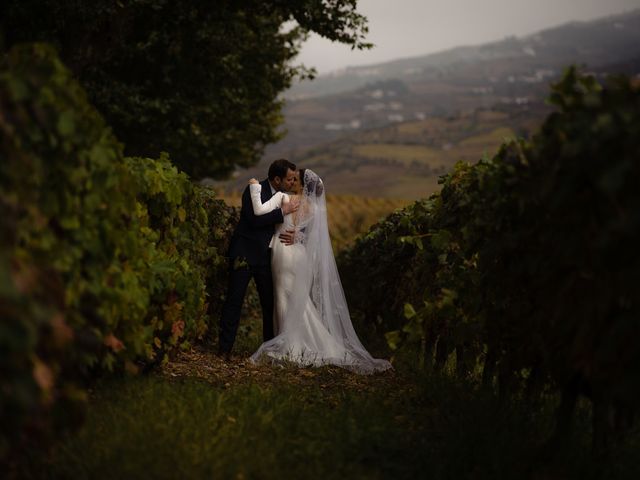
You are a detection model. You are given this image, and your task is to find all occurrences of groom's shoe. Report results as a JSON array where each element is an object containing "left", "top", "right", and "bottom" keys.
[{"left": 216, "top": 349, "right": 232, "bottom": 362}]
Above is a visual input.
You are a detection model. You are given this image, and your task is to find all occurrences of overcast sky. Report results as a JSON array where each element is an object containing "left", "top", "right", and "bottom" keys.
[{"left": 296, "top": 0, "right": 640, "bottom": 74}]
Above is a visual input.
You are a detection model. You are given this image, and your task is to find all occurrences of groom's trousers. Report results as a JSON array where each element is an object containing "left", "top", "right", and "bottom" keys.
[{"left": 218, "top": 259, "right": 275, "bottom": 353}]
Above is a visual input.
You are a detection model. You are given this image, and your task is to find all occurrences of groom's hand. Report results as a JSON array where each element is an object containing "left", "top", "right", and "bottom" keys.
[
  {"left": 281, "top": 197, "right": 300, "bottom": 216},
  {"left": 279, "top": 229, "right": 295, "bottom": 246}
]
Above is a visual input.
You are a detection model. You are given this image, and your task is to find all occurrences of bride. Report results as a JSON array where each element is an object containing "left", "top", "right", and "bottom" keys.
[{"left": 247, "top": 168, "right": 392, "bottom": 374}]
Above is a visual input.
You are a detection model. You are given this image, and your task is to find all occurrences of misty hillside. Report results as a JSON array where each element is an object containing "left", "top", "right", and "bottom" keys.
[
  {"left": 215, "top": 9, "right": 640, "bottom": 199},
  {"left": 287, "top": 8, "right": 640, "bottom": 100},
  {"left": 218, "top": 102, "right": 547, "bottom": 198}
]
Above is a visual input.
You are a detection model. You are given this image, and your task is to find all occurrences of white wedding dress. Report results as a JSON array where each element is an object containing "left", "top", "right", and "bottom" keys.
[{"left": 248, "top": 170, "right": 392, "bottom": 374}]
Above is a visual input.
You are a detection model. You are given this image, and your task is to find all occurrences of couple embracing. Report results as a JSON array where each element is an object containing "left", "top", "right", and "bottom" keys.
[{"left": 218, "top": 159, "right": 391, "bottom": 374}]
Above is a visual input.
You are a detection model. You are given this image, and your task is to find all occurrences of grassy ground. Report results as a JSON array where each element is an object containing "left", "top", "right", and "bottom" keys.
[
  {"left": 16, "top": 291, "right": 640, "bottom": 480},
  {"left": 19, "top": 336, "right": 640, "bottom": 479}
]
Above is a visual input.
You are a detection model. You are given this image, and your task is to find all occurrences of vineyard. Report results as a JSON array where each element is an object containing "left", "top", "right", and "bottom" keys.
[
  {"left": 0, "top": 44, "right": 237, "bottom": 470},
  {"left": 2, "top": 8, "right": 640, "bottom": 479},
  {"left": 218, "top": 105, "right": 546, "bottom": 200},
  {"left": 339, "top": 67, "right": 640, "bottom": 460}
]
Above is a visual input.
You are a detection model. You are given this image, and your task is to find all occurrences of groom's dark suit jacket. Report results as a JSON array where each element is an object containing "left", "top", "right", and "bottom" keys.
[{"left": 227, "top": 179, "right": 283, "bottom": 266}]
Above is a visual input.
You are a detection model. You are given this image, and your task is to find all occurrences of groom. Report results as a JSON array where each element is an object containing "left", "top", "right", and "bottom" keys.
[{"left": 218, "top": 159, "right": 299, "bottom": 358}]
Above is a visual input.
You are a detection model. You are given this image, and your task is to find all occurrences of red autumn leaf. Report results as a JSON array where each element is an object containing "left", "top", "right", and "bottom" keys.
[
  {"left": 171, "top": 319, "right": 185, "bottom": 338},
  {"left": 51, "top": 313, "right": 74, "bottom": 347},
  {"left": 33, "top": 357, "right": 55, "bottom": 392},
  {"left": 104, "top": 333, "right": 125, "bottom": 352}
]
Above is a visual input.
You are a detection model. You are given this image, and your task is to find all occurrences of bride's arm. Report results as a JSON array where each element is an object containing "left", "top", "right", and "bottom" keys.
[{"left": 249, "top": 183, "right": 284, "bottom": 216}]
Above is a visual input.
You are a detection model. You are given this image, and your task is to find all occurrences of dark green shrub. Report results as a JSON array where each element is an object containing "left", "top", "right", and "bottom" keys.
[
  {"left": 339, "top": 68, "right": 640, "bottom": 452},
  {"left": 0, "top": 43, "right": 237, "bottom": 470}
]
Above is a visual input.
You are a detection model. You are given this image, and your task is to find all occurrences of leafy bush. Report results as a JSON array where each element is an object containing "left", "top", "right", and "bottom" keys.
[
  {"left": 0, "top": 43, "right": 236, "bottom": 469},
  {"left": 124, "top": 154, "right": 237, "bottom": 360},
  {"left": 0, "top": 41, "right": 142, "bottom": 469},
  {"left": 339, "top": 67, "right": 640, "bottom": 452}
]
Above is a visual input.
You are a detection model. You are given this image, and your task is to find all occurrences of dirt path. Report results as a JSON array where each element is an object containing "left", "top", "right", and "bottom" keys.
[{"left": 159, "top": 344, "right": 412, "bottom": 400}]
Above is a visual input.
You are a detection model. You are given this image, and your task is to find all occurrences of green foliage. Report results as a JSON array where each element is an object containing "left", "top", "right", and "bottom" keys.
[
  {"left": 25, "top": 375, "right": 413, "bottom": 479},
  {"left": 21, "top": 368, "right": 640, "bottom": 479},
  {"left": 0, "top": 213, "right": 87, "bottom": 468},
  {"left": 0, "top": 43, "right": 237, "bottom": 468},
  {"left": 1, "top": 41, "right": 141, "bottom": 467},
  {"left": 339, "top": 198, "right": 437, "bottom": 332},
  {"left": 124, "top": 154, "right": 237, "bottom": 355},
  {"left": 0, "top": 1, "right": 370, "bottom": 179},
  {"left": 339, "top": 67, "right": 640, "bottom": 452}
]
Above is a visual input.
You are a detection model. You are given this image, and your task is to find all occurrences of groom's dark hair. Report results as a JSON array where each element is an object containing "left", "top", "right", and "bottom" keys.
[{"left": 268, "top": 158, "right": 296, "bottom": 181}]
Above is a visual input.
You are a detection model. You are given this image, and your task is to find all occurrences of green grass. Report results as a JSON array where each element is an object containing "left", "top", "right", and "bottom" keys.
[
  {"left": 14, "top": 300, "right": 640, "bottom": 480},
  {"left": 25, "top": 375, "right": 418, "bottom": 479},
  {"left": 396, "top": 117, "right": 450, "bottom": 135},
  {"left": 18, "top": 348, "right": 640, "bottom": 480},
  {"left": 457, "top": 127, "right": 515, "bottom": 149},
  {"left": 352, "top": 143, "right": 443, "bottom": 165}
]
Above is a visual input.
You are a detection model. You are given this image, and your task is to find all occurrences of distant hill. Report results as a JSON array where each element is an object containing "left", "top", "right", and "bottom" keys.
[
  {"left": 287, "top": 9, "right": 640, "bottom": 100},
  {"left": 215, "top": 103, "right": 547, "bottom": 199},
  {"left": 213, "top": 9, "right": 640, "bottom": 199}
]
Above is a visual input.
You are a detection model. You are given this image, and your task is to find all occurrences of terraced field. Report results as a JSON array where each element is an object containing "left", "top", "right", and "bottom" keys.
[{"left": 218, "top": 106, "right": 544, "bottom": 199}]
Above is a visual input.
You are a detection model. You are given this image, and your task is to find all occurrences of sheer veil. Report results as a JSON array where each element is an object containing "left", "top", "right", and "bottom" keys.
[{"left": 282, "top": 170, "right": 392, "bottom": 374}]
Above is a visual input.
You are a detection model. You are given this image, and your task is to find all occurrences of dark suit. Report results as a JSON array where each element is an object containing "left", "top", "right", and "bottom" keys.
[{"left": 219, "top": 179, "right": 283, "bottom": 353}]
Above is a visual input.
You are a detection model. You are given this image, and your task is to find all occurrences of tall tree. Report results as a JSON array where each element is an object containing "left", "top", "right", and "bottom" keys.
[{"left": 0, "top": 1, "right": 370, "bottom": 178}]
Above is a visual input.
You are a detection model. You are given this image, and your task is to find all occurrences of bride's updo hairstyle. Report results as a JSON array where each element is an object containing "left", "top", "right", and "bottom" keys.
[{"left": 299, "top": 168, "right": 324, "bottom": 197}]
